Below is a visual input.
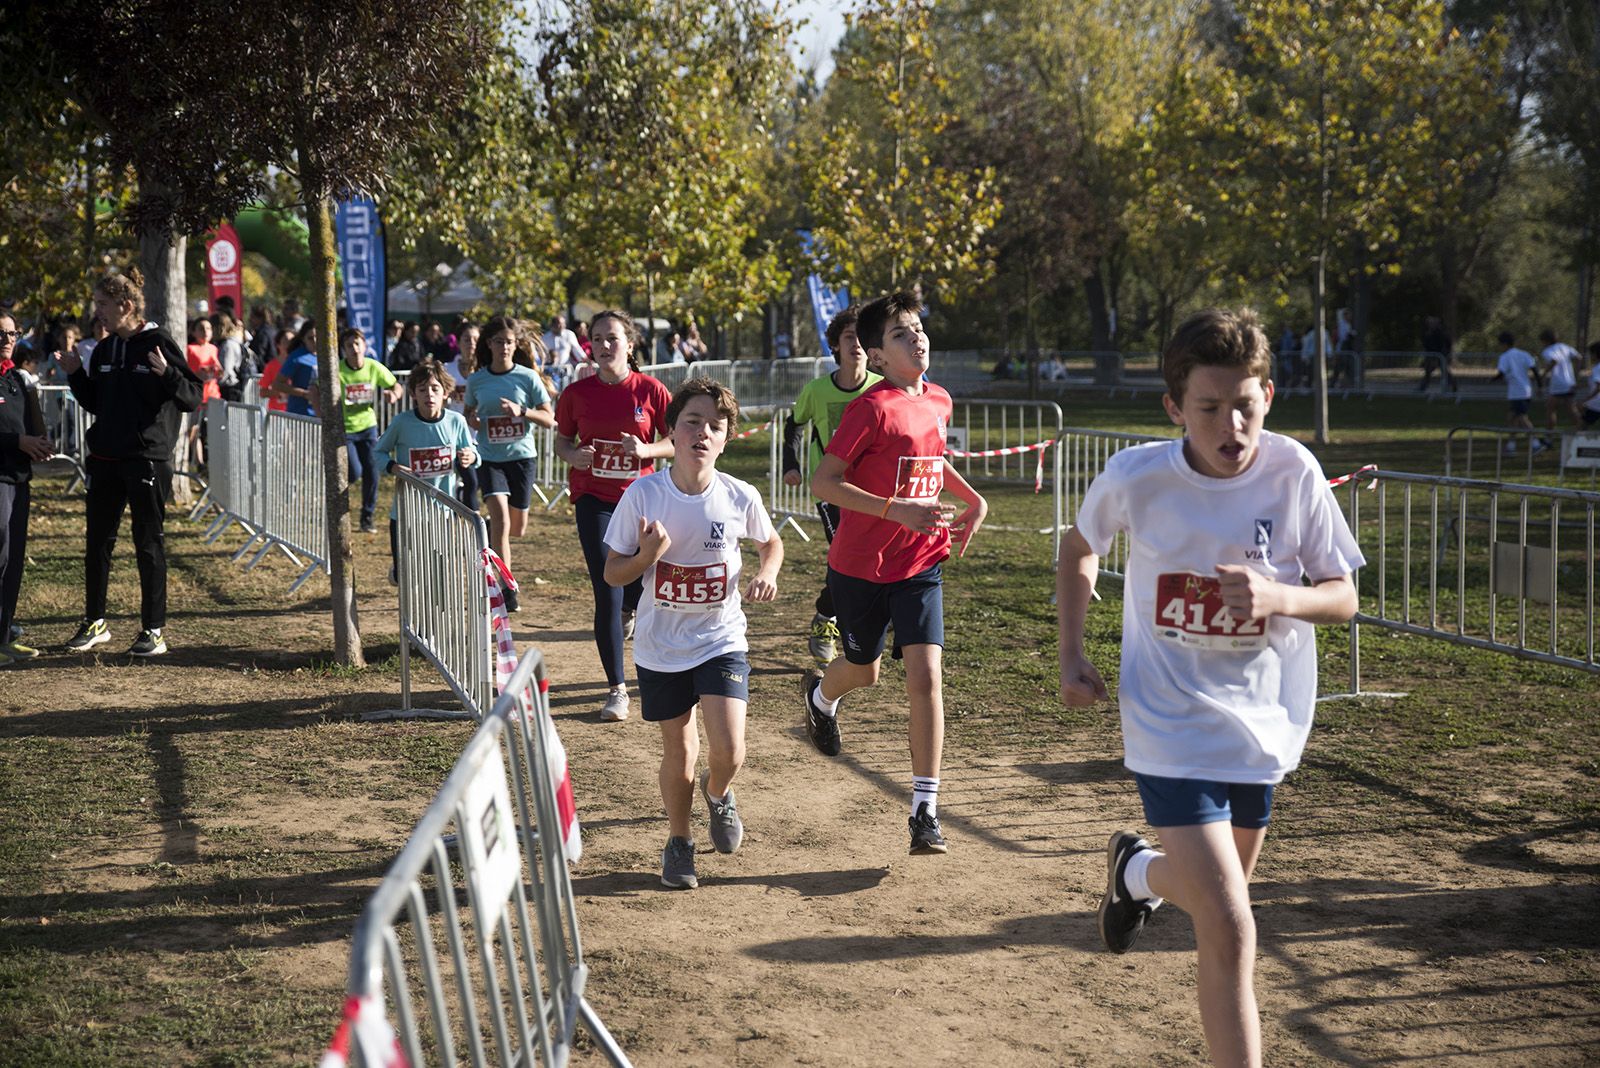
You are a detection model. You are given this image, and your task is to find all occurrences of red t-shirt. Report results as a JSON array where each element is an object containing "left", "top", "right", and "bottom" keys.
[
  {"left": 187, "top": 342, "right": 222, "bottom": 403},
  {"left": 825, "top": 380, "right": 953, "bottom": 582},
  {"left": 555, "top": 371, "right": 673, "bottom": 503},
  {"left": 259, "top": 357, "right": 288, "bottom": 412}
]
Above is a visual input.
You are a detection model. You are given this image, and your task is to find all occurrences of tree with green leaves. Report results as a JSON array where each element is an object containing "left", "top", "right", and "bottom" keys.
[
  {"left": 1192, "top": 0, "right": 1507, "bottom": 441},
  {"left": 801, "top": 0, "right": 1000, "bottom": 303}
]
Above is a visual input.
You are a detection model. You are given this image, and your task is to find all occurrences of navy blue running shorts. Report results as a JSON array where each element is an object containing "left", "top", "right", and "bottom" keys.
[
  {"left": 1134, "top": 773, "right": 1276, "bottom": 829},
  {"left": 827, "top": 561, "right": 944, "bottom": 664},
  {"left": 481, "top": 458, "right": 536, "bottom": 510},
  {"left": 637, "top": 652, "right": 750, "bottom": 722}
]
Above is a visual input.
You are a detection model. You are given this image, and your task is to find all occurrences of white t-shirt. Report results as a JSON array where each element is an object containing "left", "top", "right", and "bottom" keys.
[
  {"left": 1074, "top": 431, "right": 1364, "bottom": 784},
  {"left": 1542, "top": 343, "right": 1579, "bottom": 395},
  {"left": 1585, "top": 364, "right": 1600, "bottom": 414},
  {"left": 604, "top": 468, "right": 777, "bottom": 673},
  {"left": 1498, "top": 348, "right": 1536, "bottom": 400},
  {"left": 544, "top": 328, "right": 581, "bottom": 367}
]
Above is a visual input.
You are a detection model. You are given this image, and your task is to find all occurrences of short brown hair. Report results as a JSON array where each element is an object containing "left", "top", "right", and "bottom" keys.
[
  {"left": 667, "top": 377, "right": 739, "bottom": 429},
  {"left": 857, "top": 292, "right": 921, "bottom": 352},
  {"left": 408, "top": 357, "right": 455, "bottom": 394},
  {"left": 1162, "top": 308, "right": 1273, "bottom": 404}
]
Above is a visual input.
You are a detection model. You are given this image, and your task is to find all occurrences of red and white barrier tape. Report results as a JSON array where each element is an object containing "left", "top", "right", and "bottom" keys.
[
  {"left": 947, "top": 439, "right": 1056, "bottom": 492},
  {"left": 732, "top": 420, "right": 773, "bottom": 441},
  {"left": 1327, "top": 464, "right": 1378, "bottom": 489}
]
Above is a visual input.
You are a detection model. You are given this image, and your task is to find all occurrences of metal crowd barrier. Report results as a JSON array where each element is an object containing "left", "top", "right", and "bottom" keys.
[
  {"left": 36, "top": 383, "right": 90, "bottom": 491},
  {"left": 1328, "top": 469, "right": 1599, "bottom": 698},
  {"left": 242, "top": 411, "right": 329, "bottom": 593},
  {"left": 1054, "top": 427, "right": 1173, "bottom": 579},
  {"left": 1444, "top": 424, "right": 1600, "bottom": 488},
  {"left": 343, "top": 648, "right": 631, "bottom": 1068},
  {"left": 390, "top": 471, "right": 494, "bottom": 721},
  {"left": 767, "top": 407, "right": 817, "bottom": 541}
]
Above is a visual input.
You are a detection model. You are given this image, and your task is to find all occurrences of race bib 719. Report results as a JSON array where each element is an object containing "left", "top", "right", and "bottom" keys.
[
  {"left": 895, "top": 456, "right": 944, "bottom": 502},
  {"left": 1153, "top": 572, "right": 1266, "bottom": 651}
]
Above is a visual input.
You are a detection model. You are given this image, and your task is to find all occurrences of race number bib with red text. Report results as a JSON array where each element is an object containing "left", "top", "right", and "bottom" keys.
[
  {"left": 408, "top": 445, "right": 454, "bottom": 477},
  {"left": 344, "top": 382, "right": 374, "bottom": 406},
  {"left": 485, "top": 415, "right": 524, "bottom": 444},
  {"left": 592, "top": 438, "right": 640, "bottom": 480},
  {"left": 653, "top": 561, "right": 729, "bottom": 613},
  {"left": 895, "top": 456, "right": 944, "bottom": 502},
  {"left": 1153, "top": 572, "right": 1267, "bottom": 651}
]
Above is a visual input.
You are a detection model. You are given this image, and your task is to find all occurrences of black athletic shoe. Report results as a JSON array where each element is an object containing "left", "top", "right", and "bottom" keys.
[
  {"left": 1099, "top": 830, "right": 1155, "bottom": 953},
  {"left": 803, "top": 674, "right": 841, "bottom": 756},
  {"left": 908, "top": 802, "right": 948, "bottom": 855}
]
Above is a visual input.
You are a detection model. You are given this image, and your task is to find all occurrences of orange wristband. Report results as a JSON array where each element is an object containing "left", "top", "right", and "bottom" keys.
[{"left": 880, "top": 496, "right": 895, "bottom": 518}]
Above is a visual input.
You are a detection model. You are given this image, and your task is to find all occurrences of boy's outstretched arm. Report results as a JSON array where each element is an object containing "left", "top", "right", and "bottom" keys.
[
  {"left": 1057, "top": 526, "right": 1109, "bottom": 707},
  {"left": 746, "top": 533, "right": 783, "bottom": 602},
  {"left": 1214, "top": 565, "right": 1357, "bottom": 625}
]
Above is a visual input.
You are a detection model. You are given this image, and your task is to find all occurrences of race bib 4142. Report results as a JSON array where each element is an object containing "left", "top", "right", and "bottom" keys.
[{"left": 1154, "top": 572, "right": 1266, "bottom": 651}]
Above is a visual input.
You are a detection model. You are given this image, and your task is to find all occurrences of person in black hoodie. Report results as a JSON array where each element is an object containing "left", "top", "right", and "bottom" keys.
[
  {"left": 60, "top": 268, "right": 203, "bottom": 657},
  {"left": 1, "top": 311, "right": 52, "bottom": 666}
]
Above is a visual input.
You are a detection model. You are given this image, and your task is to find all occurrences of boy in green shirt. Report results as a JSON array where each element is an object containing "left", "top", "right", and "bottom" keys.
[
  {"left": 782, "top": 305, "right": 880, "bottom": 667},
  {"left": 337, "top": 328, "right": 403, "bottom": 532}
]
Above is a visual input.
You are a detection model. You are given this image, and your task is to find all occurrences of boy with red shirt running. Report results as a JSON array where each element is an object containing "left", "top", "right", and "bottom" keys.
[{"left": 803, "top": 291, "right": 988, "bottom": 854}]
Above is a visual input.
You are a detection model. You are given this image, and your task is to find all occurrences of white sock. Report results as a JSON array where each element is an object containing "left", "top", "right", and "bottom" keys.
[
  {"left": 810, "top": 681, "right": 840, "bottom": 718},
  {"left": 1123, "top": 847, "right": 1164, "bottom": 911},
  {"left": 911, "top": 777, "right": 939, "bottom": 817}
]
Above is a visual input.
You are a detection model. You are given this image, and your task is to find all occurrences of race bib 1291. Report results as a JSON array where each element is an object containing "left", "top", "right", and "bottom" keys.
[
  {"left": 485, "top": 415, "right": 524, "bottom": 444},
  {"left": 1153, "top": 572, "right": 1267, "bottom": 651}
]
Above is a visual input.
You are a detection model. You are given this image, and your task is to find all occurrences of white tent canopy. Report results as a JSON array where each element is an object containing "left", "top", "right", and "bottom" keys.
[{"left": 387, "top": 261, "right": 485, "bottom": 318}]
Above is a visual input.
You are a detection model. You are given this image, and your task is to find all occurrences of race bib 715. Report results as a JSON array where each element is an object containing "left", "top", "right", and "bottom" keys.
[
  {"left": 1153, "top": 572, "right": 1266, "bottom": 651},
  {"left": 592, "top": 438, "right": 640, "bottom": 480}
]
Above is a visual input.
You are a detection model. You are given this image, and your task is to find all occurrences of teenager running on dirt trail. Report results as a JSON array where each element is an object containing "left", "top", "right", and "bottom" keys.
[
  {"left": 781, "top": 304, "right": 880, "bottom": 670},
  {"left": 374, "top": 359, "right": 479, "bottom": 585},
  {"left": 603, "top": 378, "right": 782, "bottom": 889},
  {"left": 60, "top": 268, "right": 205, "bottom": 658},
  {"left": 803, "top": 291, "right": 987, "bottom": 856},
  {"left": 1057, "top": 308, "right": 1361, "bottom": 1068},
  {"left": 465, "top": 316, "right": 554, "bottom": 614},
  {"left": 337, "top": 327, "right": 402, "bottom": 535},
  {"left": 1494, "top": 331, "right": 1543, "bottom": 454},
  {"left": 554, "top": 310, "right": 674, "bottom": 723}
]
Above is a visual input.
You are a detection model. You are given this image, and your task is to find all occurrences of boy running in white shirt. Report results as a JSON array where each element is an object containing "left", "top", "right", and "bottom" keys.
[
  {"left": 603, "top": 378, "right": 783, "bottom": 890},
  {"left": 1538, "top": 327, "right": 1582, "bottom": 434},
  {"left": 1057, "top": 308, "right": 1362, "bottom": 1068},
  {"left": 1494, "top": 331, "right": 1543, "bottom": 452}
]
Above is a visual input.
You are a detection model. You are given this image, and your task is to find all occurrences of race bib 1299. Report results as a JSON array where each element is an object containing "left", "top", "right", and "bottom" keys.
[
  {"left": 408, "top": 445, "right": 454, "bottom": 477},
  {"left": 1153, "top": 572, "right": 1266, "bottom": 651}
]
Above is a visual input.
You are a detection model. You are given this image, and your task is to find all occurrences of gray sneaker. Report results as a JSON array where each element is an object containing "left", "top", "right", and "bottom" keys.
[
  {"left": 600, "top": 684, "right": 630, "bottom": 722},
  {"left": 660, "top": 836, "right": 698, "bottom": 889},
  {"left": 701, "top": 770, "right": 744, "bottom": 854},
  {"left": 808, "top": 612, "right": 839, "bottom": 668}
]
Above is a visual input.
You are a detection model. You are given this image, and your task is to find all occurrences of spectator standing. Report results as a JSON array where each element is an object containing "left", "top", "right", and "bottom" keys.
[
  {"left": 185, "top": 319, "right": 222, "bottom": 470},
  {"left": 1420, "top": 316, "right": 1455, "bottom": 393},
  {"left": 1, "top": 310, "right": 52, "bottom": 665},
  {"left": 389, "top": 321, "right": 422, "bottom": 373},
  {"left": 682, "top": 321, "right": 708, "bottom": 363},
  {"left": 543, "top": 314, "right": 582, "bottom": 368},
  {"left": 258, "top": 330, "right": 295, "bottom": 413},
  {"left": 61, "top": 268, "right": 204, "bottom": 657},
  {"left": 382, "top": 319, "right": 401, "bottom": 363},
  {"left": 446, "top": 323, "right": 482, "bottom": 512},
  {"left": 1276, "top": 325, "right": 1300, "bottom": 387},
  {"left": 422, "top": 320, "right": 451, "bottom": 364},
  {"left": 216, "top": 314, "right": 247, "bottom": 402},
  {"left": 247, "top": 305, "right": 276, "bottom": 373},
  {"left": 270, "top": 321, "right": 320, "bottom": 416},
  {"left": 575, "top": 319, "right": 592, "bottom": 359}
]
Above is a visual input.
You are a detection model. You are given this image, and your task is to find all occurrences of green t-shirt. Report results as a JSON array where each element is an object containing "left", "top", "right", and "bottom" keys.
[
  {"left": 792, "top": 368, "right": 882, "bottom": 499},
  {"left": 338, "top": 359, "right": 398, "bottom": 434}
]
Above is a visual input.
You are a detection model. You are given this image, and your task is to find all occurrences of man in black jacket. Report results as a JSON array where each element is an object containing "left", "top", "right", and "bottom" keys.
[
  {"left": 1, "top": 312, "right": 52, "bottom": 665},
  {"left": 60, "top": 269, "right": 203, "bottom": 657}
]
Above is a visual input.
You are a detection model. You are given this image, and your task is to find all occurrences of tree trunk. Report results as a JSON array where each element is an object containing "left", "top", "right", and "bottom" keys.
[
  {"left": 1311, "top": 253, "right": 1330, "bottom": 445},
  {"left": 1084, "top": 263, "right": 1117, "bottom": 385},
  {"left": 305, "top": 188, "right": 364, "bottom": 667},
  {"left": 138, "top": 178, "right": 192, "bottom": 505},
  {"left": 1438, "top": 235, "right": 1461, "bottom": 341}
]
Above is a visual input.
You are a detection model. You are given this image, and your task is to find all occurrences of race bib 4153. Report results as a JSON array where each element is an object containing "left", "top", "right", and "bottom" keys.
[{"left": 654, "top": 560, "right": 729, "bottom": 612}]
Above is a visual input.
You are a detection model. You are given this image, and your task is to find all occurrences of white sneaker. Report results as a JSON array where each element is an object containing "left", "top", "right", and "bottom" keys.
[{"left": 600, "top": 684, "right": 630, "bottom": 722}]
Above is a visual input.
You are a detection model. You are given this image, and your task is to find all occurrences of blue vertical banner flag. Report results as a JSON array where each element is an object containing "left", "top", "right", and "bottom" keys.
[
  {"left": 335, "top": 196, "right": 387, "bottom": 353},
  {"left": 797, "top": 229, "right": 850, "bottom": 359}
]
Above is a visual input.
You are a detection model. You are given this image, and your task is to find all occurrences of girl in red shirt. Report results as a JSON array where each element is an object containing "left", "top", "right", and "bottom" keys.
[
  {"left": 185, "top": 318, "right": 222, "bottom": 468},
  {"left": 554, "top": 310, "right": 674, "bottom": 722}
]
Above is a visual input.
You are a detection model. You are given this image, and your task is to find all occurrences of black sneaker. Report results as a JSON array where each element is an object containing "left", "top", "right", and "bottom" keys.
[
  {"left": 1099, "top": 830, "right": 1155, "bottom": 953},
  {"left": 908, "top": 802, "right": 947, "bottom": 855},
  {"left": 359, "top": 518, "right": 377, "bottom": 534},
  {"left": 65, "top": 618, "right": 110, "bottom": 651},
  {"left": 803, "top": 674, "right": 841, "bottom": 756},
  {"left": 128, "top": 629, "right": 167, "bottom": 657}
]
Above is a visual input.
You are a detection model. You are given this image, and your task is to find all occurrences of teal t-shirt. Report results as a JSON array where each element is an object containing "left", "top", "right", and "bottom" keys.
[
  {"left": 338, "top": 359, "right": 397, "bottom": 434},
  {"left": 374, "top": 409, "right": 478, "bottom": 518},
  {"left": 464, "top": 364, "right": 551, "bottom": 463}
]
